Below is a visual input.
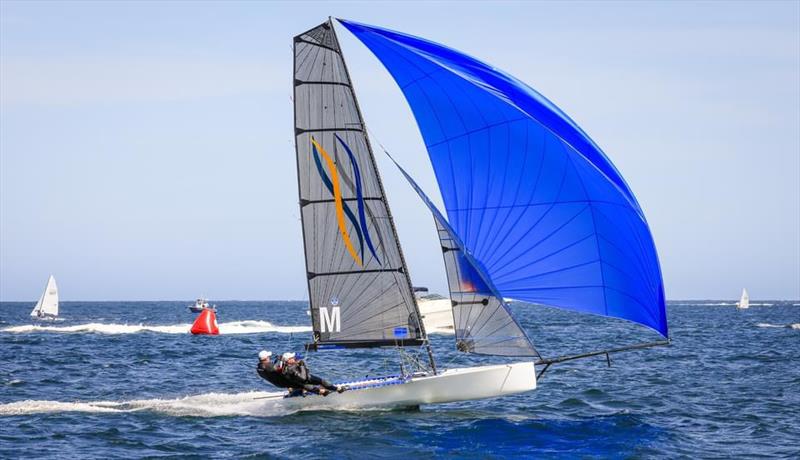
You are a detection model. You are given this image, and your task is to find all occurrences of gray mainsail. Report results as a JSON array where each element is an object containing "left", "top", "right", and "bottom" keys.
[
  {"left": 388, "top": 155, "right": 539, "bottom": 357},
  {"left": 293, "top": 20, "right": 425, "bottom": 349}
]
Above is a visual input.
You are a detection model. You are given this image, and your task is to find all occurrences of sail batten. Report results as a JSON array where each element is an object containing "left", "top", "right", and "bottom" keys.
[
  {"left": 340, "top": 19, "right": 668, "bottom": 338},
  {"left": 293, "top": 20, "right": 425, "bottom": 348}
]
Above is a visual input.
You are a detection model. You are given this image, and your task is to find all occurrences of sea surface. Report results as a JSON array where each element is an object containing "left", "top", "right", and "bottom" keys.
[{"left": 1, "top": 300, "right": 798, "bottom": 459}]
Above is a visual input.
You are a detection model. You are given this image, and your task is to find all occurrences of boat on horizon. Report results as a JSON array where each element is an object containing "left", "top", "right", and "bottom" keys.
[
  {"left": 188, "top": 298, "right": 216, "bottom": 313},
  {"left": 737, "top": 288, "right": 750, "bottom": 309},
  {"left": 30, "top": 275, "right": 59, "bottom": 319},
  {"left": 256, "top": 18, "right": 670, "bottom": 410}
]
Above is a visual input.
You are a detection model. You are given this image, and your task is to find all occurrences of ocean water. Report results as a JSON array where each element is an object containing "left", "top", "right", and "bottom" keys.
[{"left": 1, "top": 300, "right": 798, "bottom": 459}]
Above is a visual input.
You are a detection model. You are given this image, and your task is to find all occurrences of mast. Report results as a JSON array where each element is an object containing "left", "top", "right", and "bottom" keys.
[
  {"left": 327, "top": 19, "right": 436, "bottom": 372},
  {"left": 292, "top": 20, "right": 432, "bottom": 368}
]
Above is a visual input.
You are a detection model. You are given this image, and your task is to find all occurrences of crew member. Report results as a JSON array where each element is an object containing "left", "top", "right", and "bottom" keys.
[
  {"left": 280, "top": 352, "right": 345, "bottom": 396},
  {"left": 256, "top": 350, "right": 293, "bottom": 389}
]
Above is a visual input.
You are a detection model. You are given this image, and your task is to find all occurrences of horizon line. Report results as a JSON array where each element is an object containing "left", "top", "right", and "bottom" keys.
[{"left": 1, "top": 298, "right": 799, "bottom": 303}]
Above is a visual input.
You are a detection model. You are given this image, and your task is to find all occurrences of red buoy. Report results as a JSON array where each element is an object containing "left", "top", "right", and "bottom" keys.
[{"left": 190, "top": 308, "right": 219, "bottom": 335}]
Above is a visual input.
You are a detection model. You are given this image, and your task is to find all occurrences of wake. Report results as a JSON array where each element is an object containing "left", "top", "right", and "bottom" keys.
[
  {"left": 1, "top": 320, "right": 311, "bottom": 335},
  {"left": 756, "top": 323, "right": 800, "bottom": 330},
  {"left": 0, "top": 391, "right": 292, "bottom": 417}
]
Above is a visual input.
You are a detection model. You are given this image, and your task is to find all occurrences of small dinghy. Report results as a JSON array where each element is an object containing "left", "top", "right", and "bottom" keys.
[
  {"left": 188, "top": 298, "right": 216, "bottom": 313},
  {"left": 30, "top": 275, "right": 59, "bottom": 319}
]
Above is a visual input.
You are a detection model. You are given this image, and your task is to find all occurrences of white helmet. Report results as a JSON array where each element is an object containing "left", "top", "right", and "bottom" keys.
[
  {"left": 282, "top": 352, "right": 296, "bottom": 360},
  {"left": 258, "top": 350, "right": 272, "bottom": 360}
]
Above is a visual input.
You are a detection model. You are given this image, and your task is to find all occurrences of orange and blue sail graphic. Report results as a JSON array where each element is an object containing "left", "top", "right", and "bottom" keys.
[{"left": 311, "top": 135, "right": 381, "bottom": 267}]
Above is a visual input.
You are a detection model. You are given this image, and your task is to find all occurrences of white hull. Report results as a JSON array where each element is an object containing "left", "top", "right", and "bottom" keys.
[
  {"left": 31, "top": 313, "right": 58, "bottom": 320},
  {"left": 418, "top": 297, "right": 454, "bottom": 332},
  {"left": 257, "top": 362, "right": 536, "bottom": 410}
]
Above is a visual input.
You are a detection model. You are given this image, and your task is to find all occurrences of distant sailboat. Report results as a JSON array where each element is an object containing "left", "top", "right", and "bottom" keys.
[
  {"left": 30, "top": 275, "right": 58, "bottom": 319},
  {"left": 737, "top": 289, "right": 750, "bottom": 309}
]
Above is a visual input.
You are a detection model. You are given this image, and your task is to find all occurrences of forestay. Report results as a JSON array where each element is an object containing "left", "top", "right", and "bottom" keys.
[
  {"left": 339, "top": 19, "right": 669, "bottom": 337},
  {"left": 293, "top": 20, "right": 425, "bottom": 349},
  {"left": 389, "top": 155, "right": 539, "bottom": 357}
]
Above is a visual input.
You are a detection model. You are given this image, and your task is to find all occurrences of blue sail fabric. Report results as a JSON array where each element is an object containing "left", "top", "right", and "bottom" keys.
[
  {"left": 388, "top": 153, "right": 539, "bottom": 357},
  {"left": 339, "top": 19, "right": 668, "bottom": 337}
]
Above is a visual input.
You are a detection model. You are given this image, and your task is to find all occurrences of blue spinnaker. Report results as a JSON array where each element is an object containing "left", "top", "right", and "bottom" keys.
[{"left": 339, "top": 19, "right": 668, "bottom": 337}]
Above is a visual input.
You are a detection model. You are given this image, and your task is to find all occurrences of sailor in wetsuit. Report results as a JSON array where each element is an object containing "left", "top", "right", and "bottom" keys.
[
  {"left": 256, "top": 350, "right": 294, "bottom": 389},
  {"left": 256, "top": 350, "right": 346, "bottom": 396},
  {"left": 280, "top": 352, "right": 345, "bottom": 396}
]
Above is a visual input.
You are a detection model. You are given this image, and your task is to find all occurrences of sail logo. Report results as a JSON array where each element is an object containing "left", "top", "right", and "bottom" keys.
[
  {"left": 311, "top": 135, "right": 382, "bottom": 267},
  {"left": 320, "top": 306, "right": 341, "bottom": 333}
]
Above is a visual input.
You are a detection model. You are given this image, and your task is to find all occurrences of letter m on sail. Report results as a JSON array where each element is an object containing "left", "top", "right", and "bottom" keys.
[{"left": 320, "top": 306, "right": 341, "bottom": 333}]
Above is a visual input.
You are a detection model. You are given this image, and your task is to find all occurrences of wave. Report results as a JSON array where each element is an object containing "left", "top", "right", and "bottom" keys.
[
  {"left": 0, "top": 390, "right": 422, "bottom": 418},
  {"left": 0, "top": 320, "right": 311, "bottom": 335},
  {"left": 669, "top": 302, "right": 792, "bottom": 307},
  {"left": 0, "top": 391, "right": 294, "bottom": 417},
  {"left": 756, "top": 323, "right": 800, "bottom": 329},
  {"left": 670, "top": 302, "right": 737, "bottom": 306}
]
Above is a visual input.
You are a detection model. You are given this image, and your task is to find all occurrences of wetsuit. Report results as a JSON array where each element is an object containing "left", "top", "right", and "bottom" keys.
[
  {"left": 282, "top": 360, "right": 337, "bottom": 393},
  {"left": 256, "top": 360, "right": 293, "bottom": 389}
]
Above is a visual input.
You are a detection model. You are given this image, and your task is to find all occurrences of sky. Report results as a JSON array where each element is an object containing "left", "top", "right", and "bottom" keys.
[{"left": 1, "top": 1, "right": 798, "bottom": 301}]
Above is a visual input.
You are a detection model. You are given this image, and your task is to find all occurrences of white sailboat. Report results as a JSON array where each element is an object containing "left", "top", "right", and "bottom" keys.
[
  {"left": 262, "top": 19, "right": 670, "bottom": 410},
  {"left": 737, "top": 288, "right": 750, "bottom": 309},
  {"left": 30, "top": 275, "right": 59, "bottom": 319}
]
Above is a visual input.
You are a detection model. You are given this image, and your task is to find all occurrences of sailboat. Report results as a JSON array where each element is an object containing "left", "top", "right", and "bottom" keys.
[
  {"left": 30, "top": 275, "right": 59, "bottom": 319},
  {"left": 737, "top": 288, "right": 750, "bottom": 309},
  {"left": 256, "top": 19, "right": 669, "bottom": 409}
]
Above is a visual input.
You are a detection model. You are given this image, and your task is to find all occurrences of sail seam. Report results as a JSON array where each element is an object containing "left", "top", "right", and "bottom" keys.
[
  {"left": 370, "top": 29, "right": 646, "bottom": 219},
  {"left": 488, "top": 204, "right": 591, "bottom": 279}
]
